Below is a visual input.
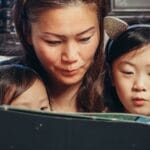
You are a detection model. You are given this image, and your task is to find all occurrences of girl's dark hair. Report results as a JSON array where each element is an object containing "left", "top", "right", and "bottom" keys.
[
  {"left": 104, "top": 25, "right": 150, "bottom": 112},
  {"left": 11, "top": 0, "right": 107, "bottom": 112},
  {"left": 0, "top": 64, "right": 43, "bottom": 105},
  {"left": 106, "top": 24, "right": 150, "bottom": 64}
]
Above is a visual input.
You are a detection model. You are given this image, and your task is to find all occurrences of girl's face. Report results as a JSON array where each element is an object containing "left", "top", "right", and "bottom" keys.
[
  {"left": 29, "top": 4, "right": 100, "bottom": 85},
  {"left": 11, "top": 80, "right": 50, "bottom": 111},
  {"left": 112, "top": 44, "right": 150, "bottom": 116}
]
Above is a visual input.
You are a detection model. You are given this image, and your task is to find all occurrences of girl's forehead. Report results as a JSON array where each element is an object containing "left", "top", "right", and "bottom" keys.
[
  {"left": 131, "top": 44, "right": 150, "bottom": 56},
  {"left": 117, "top": 44, "right": 150, "bottom": 61}
]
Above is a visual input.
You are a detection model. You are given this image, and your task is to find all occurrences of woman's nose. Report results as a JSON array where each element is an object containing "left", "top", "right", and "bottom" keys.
[{"left": 61, "top": 41, "right": 79, "bottom": 63}]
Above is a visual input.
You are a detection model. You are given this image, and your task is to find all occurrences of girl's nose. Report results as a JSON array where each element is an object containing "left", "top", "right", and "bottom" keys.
[{"left": 132, "top": 77, "right": 146, "bottom": 92}]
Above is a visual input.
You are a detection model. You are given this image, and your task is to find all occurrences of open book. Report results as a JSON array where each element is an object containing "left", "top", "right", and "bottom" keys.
[{"left": 0, "top": 105, "right": 149, "bottom": 150}]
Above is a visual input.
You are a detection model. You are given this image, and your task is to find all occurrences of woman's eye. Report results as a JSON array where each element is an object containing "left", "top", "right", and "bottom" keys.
[
  {"left": 46, "top": 40, "right": 62, "bottom": 46},
  {"left": 79, "top": 36, "right": 91, "bottom": 43}
]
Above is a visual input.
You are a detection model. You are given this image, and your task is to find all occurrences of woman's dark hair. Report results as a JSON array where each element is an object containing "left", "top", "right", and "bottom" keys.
[
  {"left": 0, "top": 64, "right": 43, "bottom": 105},
  {"left": 11, "top": 0, "right": 107, "bottom": 112},
  {"left": 104, "top": 25, "right": 150, "bottom": 112}
]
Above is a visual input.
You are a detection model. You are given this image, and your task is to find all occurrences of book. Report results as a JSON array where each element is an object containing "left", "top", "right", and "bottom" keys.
[{"left": 0, "top": 105, "right": 149, "bottom": 150}]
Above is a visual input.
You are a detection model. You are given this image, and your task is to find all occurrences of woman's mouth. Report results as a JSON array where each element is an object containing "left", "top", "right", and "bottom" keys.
[
  {"left": 61, "top": 68, "right": 79, "bottom": 76},
  {"left": 59, "top": 64, "right": 84, "bottom": 76}
]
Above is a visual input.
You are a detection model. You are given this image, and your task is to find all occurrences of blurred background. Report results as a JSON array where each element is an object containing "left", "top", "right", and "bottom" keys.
[
  {"left": 0, "top": 0, "right": 22, "bottom": 60},
  {"left": 0, "top": 0, "right": 150, "bottom": 59}
]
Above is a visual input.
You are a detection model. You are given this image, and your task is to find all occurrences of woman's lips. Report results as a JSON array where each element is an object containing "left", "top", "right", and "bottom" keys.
[
  {"left": 67, "top": 64, "right": 84, "bottom": 71},
  {"left": 62, "top": 69, "right": 79, "bottom": 76},
  {"left": 59, "top": 64, "right": 84, "bottom": 76}
]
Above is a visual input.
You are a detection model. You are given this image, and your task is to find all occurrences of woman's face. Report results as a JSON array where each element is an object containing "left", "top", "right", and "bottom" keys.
[
  {"left": 112, "top": 44, "right": 150, "bottom": 116},
  {"left": 29, "top": 4, "right": 100, "bottom": 85}
]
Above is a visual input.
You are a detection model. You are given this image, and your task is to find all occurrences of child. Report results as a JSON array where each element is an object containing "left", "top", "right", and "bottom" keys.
[
  {"left": 104, "top": 16, "right": 150, "bottom": 116},
  {"left": 0, "top": 64, "right": 50, "bottom": 111}
]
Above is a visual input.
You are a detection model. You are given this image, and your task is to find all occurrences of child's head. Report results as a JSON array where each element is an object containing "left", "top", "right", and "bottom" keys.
[
  {"left": 105, "top": 18, "right": 150, "bottom": 116},
  {"left": 0, "top": 64, "right": 50, "bottom": 111}
]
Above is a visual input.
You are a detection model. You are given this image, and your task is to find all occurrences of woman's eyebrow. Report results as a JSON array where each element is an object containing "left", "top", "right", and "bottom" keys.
[
  {"left": 42, "top": 32, "right": 66, "bottom": 39},
  {"left": 42, "top": 26, "right": 95, "bottom": 38},
  {"left": 76, "top": 26, "right": 95, "bottom": 36}
]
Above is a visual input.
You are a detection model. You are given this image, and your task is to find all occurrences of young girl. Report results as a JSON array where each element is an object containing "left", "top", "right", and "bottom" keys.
[
  {"left": 0, "top": 64, "right": 50, "bottom": 111},
  {"left": 104, "top": 16, "right": 150, "bottom": 116},
  {"left": 1, "top": 0, "right": 107, "bottom": 112}
]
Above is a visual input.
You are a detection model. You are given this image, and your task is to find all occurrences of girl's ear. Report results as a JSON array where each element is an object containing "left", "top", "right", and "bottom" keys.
[
  {"left": 108, "top": 68, "right": 115, "bottom": 87},
  {"left": 106, "top": 63, "right": 115, "bottom": 87}
]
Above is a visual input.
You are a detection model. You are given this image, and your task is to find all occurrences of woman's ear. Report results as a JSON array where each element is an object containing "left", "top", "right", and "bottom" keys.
[
  {"left": 27, "top": 35, "right": 32, "bottom": 45},
  {"left": 23, "top": 24, "right": 33, "bottom": 45}
]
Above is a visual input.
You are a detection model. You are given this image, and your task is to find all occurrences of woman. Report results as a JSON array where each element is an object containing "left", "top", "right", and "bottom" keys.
[{"left": 3, "top": 0, "right": 107, "bottom": 112}]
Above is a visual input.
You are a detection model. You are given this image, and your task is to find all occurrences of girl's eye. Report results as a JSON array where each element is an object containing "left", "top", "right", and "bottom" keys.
[
  {"left": 121, "top": 71, "right": 134, "bottom": 75},
  {"left": 79, "top": 36, "right": 91, "bottom": 43},
  {"left": 40, "top": 106, "right": 49, "bottom": 111}
]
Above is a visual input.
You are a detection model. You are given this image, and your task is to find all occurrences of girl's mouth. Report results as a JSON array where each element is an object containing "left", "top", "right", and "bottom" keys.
[{"left": 132, "top": 98, "right": 146, "bottom": 106}]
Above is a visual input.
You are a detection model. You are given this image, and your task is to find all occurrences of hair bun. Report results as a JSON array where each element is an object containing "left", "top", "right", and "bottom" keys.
[{"left": 104, "top": 16, "right": 128, "bottom": 39}]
